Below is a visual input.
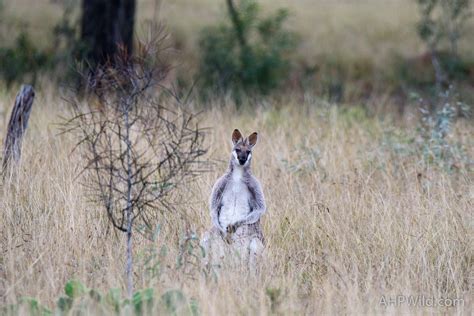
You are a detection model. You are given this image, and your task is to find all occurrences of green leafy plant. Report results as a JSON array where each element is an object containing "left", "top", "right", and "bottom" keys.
[
  {"left": 265, "top": 287, "right": 282, "bottom": 314},
  {"left": 64, "top": 279, "right": 88, "bottom": 299},
  {"left": 417, "top": 86, "right": 472, "bottom": 171},
  {"left": 1, "top": 279, "right": 200, "bottom": 315},
  {"left": 18, "top": 297, "right": 52, "bottom": 316},
  {"left": 379, "top": 87, "right": 470, "bottom": 172},
  {"left": 198, "top": 0, "right": 298, "bottom": 99},
  {"left": 136, "top": 223, "right": 168, "bottom": 288},
  {"left": 176, "top": 233, "right": 206, "bottom": 278}
]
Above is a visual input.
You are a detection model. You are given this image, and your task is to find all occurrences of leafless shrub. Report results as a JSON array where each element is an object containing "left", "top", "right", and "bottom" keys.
[{"left": 62, "top": 30, "right": 208, "bottom": 297}]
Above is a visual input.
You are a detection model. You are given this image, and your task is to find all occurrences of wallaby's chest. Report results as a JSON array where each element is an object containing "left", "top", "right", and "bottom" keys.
[{"left": 219, "top": 171, "right": 251, "bottom": 227}]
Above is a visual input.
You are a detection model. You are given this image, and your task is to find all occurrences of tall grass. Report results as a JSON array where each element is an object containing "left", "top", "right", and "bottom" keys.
[{"left": 0, "top": 87, "right": 472, "bottom": 314}]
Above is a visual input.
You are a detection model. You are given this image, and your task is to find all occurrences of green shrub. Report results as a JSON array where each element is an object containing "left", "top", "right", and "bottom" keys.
[
  {"left": 0, "top": 31, "right": 50, "bottom": 88},
  {"left": 381, "top": 87, "right": 472, "bottom": 173},
  {"left": 198, "top": 0, "right": 298, "bottom": 99},
  {"left": 0, "top": 0, "right": 84, "bottom": 87}
]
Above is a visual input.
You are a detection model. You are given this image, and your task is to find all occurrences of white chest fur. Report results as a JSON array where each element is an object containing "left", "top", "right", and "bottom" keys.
[{"left": 219, "top": 168, "right": 251, "bottom": 228}]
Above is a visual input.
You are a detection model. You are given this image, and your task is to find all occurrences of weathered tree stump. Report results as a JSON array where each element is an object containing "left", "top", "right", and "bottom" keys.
[{"left": 2, "top": 85, "right": 35, "bottom": 171}]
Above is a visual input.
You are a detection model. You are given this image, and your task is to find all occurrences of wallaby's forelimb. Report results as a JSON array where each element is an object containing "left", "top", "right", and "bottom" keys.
[{"left": 210, "top": 175, "right": 229, "bottom": 233}]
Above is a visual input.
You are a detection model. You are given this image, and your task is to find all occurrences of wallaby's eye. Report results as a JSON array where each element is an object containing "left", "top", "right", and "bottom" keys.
[
  {"left": 246, "top": 150, "right": 251, "bottom": 155},
  {"left": 235, "top": 148, "right": 241, "bottom": 153}
]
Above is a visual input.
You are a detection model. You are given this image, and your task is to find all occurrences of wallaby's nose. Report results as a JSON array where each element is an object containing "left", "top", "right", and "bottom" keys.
[{"left": 238, "top": 158, "right": 246, "bottom": 165}]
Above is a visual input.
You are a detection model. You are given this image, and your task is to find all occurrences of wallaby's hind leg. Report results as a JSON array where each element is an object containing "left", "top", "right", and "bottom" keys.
[
  {"left": 201, "top": 223, "right": 265, "bottom": 274},
  {"left": 248, "top": 237, "right": 264, "bottom": 273},
  {"left": 230, "top": 222, "right": 264, "bottom": 272}
]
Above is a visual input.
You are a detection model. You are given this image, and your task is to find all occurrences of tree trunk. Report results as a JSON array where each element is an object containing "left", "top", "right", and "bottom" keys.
[
  {"left": 2, "top": 85, "right": 35, "bottom": 172},
  {"left": 226, "top": 0, "right": 247, "bottom": 51},
  {"left": 126, "top": 216, "right": 133, "bottom": 298},
  {"left": 226, "top": 0, "right": 253, "bottom": 85},
  {"left": 81, "top": 0, "right": 136, "bottom": 68}
]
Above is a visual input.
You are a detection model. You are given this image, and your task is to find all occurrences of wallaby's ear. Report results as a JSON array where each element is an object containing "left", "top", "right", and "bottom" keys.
[
  {"left": 248, "top": 132, "right": 258, "bottom": 147},
  {"left": 232, "top": 129, "right": 243, "bottom": 145}
]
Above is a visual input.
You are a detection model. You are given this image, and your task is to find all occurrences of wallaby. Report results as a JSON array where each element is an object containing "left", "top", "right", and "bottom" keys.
[{"left": 201, "top": 129, "right": 266, "bottom": 271}]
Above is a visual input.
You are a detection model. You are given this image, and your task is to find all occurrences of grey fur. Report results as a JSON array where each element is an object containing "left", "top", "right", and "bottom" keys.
[
  {"left": 203, "top": 131, "right": 266, "bottom": 271},
  {"left": 209, "top": 140, "right": 266, "bottom": 234}
]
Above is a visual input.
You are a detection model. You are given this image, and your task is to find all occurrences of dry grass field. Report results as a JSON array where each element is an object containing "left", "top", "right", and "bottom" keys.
[
  {"left": 0, "top": 0, "right": 473, "bottom": 315},
  {"left": 0, "top": 84, "right": 472, "bottom": 314}
]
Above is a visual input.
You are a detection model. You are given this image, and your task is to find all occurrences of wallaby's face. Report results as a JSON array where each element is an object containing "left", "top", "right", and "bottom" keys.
[{"left": 231, "top": 129, "right": 258, "bottom": 167}]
